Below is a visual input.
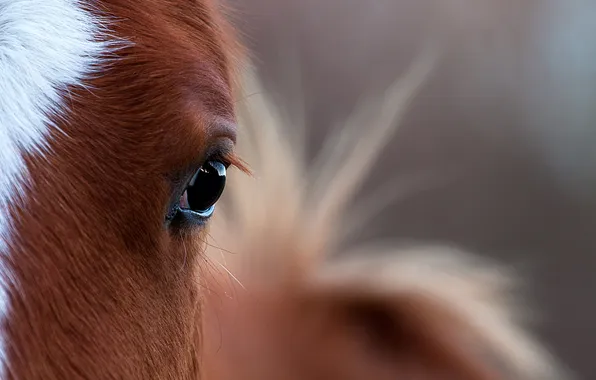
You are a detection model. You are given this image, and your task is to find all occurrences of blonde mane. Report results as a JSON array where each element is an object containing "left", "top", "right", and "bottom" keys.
[{"left": 202, "top": 45, "right": 568, "bottom": 379}]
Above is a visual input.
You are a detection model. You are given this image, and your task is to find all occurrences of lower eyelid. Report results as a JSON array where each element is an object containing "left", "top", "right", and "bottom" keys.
[
  {"left": 165, "top": 205, "right": 179, "bottom": 222},
  {"left": 191, "top": 204, "right": 215, "bottom": 218}
]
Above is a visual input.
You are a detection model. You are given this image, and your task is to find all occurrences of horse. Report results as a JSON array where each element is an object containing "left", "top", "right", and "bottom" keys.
[
  {"left": 0, "top": 0, "right": 569, "bottom": 378},
  {"left": 0, "top": 0, "right": 245, "bottom": 377},
  {"left": 200, "top": 53, "right": 569, "bottom": 380}
]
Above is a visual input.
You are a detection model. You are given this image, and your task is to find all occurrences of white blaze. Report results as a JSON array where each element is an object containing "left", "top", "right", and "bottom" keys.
[{"left": 0, "top": 0, "right": 121, "bottom": 375}]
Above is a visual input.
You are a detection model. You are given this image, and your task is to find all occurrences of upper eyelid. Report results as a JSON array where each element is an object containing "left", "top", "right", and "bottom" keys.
[
  {"left": 165, "top": 137, "right": 234, "bottom": 183},
  {"left": 203, "top": 138, "right": 235, "bottom": 166}
]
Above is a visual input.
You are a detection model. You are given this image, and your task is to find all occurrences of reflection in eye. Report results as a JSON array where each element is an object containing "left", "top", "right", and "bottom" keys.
[{"left": 180, "top": 161, "right": 226, "bottom": 218}]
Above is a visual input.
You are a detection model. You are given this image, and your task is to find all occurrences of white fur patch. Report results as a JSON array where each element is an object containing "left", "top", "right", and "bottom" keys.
[{"left": 0, "top": 0, "right": 122, "bottom": 374}]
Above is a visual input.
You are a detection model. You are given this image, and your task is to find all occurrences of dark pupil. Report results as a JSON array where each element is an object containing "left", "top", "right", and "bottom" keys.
[{"left": 186, "top": 161, "right": 226, "bottom": 212}]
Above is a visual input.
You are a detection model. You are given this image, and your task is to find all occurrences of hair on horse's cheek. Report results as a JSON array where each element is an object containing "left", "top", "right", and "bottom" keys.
[{"left": 1, "top": 0, "right": 242, "bottom": 378}]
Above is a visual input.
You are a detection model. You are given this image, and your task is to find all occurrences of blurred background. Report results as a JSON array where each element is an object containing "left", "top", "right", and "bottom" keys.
[{"left": 228, "top": 0, "right": 596, "bottom": 377}]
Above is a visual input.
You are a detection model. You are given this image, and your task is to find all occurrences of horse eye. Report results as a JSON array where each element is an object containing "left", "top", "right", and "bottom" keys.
[{"left": 179, "top": 161, "right": 226, "bottom": 217}]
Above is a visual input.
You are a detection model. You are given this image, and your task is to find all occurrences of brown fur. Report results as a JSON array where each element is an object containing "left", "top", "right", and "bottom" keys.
[
  {"left": 5, "top": 0, "right": 569, "bottom": 378},
  {"left": 6, "top": 0, "right": 242, "bottom": 378},
  {"left": 201, "top": 53, "right": 568, "bottom": 379}
]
